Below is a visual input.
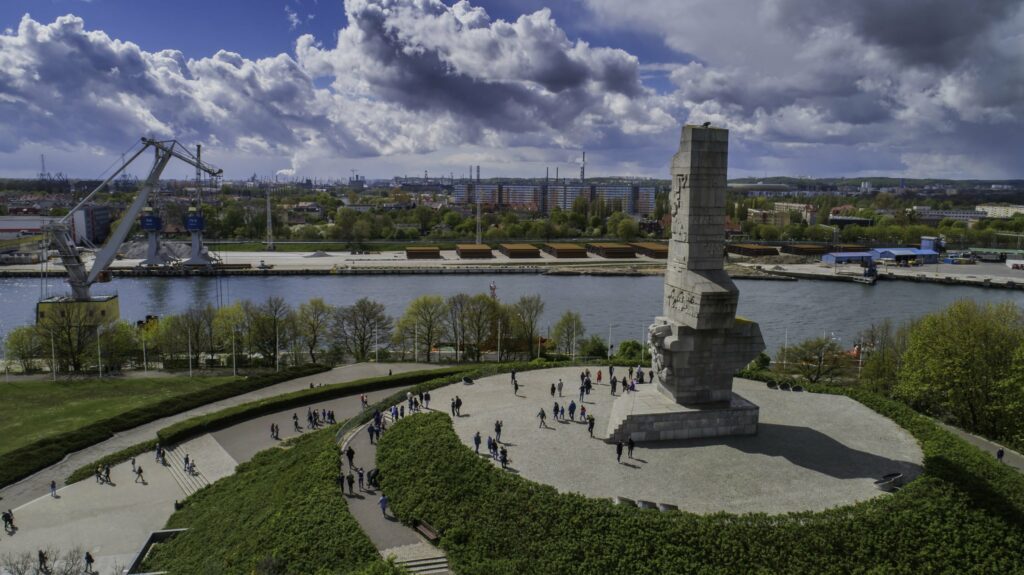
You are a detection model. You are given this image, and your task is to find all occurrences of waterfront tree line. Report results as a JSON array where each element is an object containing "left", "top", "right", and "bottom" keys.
[
  {"left": 772, "top": 299, "right": 1024, "bottom": 453},
  {"left": 3, "top": 294, "right": 645, "bottom": 375}
]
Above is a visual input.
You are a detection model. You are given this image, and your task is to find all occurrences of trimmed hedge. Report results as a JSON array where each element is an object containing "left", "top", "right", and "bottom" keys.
[
  {"left": 65, "top": 439, "right": 157, "bottom": 484},
  {"left": 0, "top": 364, "right": 329, "bottom": 488},
  {"left": 142, "top": 427, "right": 380, "bottom": 574},
  {"left": 378, "top": 391, "right": 1024, "bottom": 574},
  {"left": 157, "top": 366, "right": 468, "bottom": 445}
]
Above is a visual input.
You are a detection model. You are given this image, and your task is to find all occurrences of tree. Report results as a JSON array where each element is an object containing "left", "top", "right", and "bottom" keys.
[
  {"left": 578, "top": 335, "right": 608, "bottom": 359},
  {"left": 5, "top": 325, "right": 42, "bottom": 373},
  {"left": 396, "top": 295, "right": 447, "bottom": 362},
  {"left": 616, "top": 218, "right": 639, "bottom": 241},
  {"left": 551, "top": 311, "right": 585, "bottom": 356},
  {"left": 511, "top": 295, "right": 544, "bottom": 359},
  {"left": 331, "top": 296, "right": 391, "bottom": 360},
  {"left": 857, "top": 319, "right": 914, "bottom": 394},
  {"left": 248, "top": 296, "right": 292, "bottom": 368},
  {"left": 36, "top": 301, "right": 105, "bottom": 373},
  {"left": 214, "top": 303, "right": 248, "bottom": 368},
  {"left": 462, "top": 294, "right": 498, "bottom": 362},
  {"left": 333, "top": 298, "right": 393, "bottom": 362},
  {"left": 297, "top": 298, "right": 333, "bottom": 363},
  {"left": 445, "top": 293, "right": 471, "bottom": 362},
  {"left": 613, "top": 339, "right": 644, "bottom": 364},
  {"left": 895, "top": 300, "right": 1023, "bottom": 436},
  {"left": 778, "top": 337, "right": 847, "bottom": 383}
]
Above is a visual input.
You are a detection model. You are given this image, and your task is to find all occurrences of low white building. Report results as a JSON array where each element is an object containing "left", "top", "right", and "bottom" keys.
[{"left": 976, "top": 204, "right": 1024, "bottom": 219}]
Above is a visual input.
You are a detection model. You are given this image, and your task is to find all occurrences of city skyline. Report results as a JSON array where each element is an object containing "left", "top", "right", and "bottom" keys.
[{"left": 0, "top": 0, "right": 1022, "bottom": 181}]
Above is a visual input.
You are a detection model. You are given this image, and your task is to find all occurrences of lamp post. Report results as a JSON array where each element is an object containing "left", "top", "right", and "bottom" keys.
[{"left": 97, "top": 325, "right": 102, "bottom": 379}]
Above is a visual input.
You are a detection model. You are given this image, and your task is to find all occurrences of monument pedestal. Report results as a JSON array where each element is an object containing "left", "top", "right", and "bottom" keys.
[{"left": 605, "top": 384, "right": 758, "bottom": 443}]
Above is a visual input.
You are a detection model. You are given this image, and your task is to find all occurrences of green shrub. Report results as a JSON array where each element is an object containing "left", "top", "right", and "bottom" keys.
[
  {"left": 378, "top": 399, "right": 1024, "bottom": 574},
  {"left": 65, "top": 439, "right": 157, "bottom": 484},
  {"left": 0, "top": 364, "right": 329, "bottom": 488},
  {"left": 142, "top": 428, "right": 379, "bottom": 574},
  {"left": 157, "top": 367, "right": 468, "bottom": 445}
]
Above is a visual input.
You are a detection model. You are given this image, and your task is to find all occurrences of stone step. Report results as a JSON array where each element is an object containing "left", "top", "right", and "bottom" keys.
[
  {"left": 397, "top": 556, "right": 449, "bottom": 575},
  {"left": 162, "top": 444, "right": 210, "bottom": 497}
]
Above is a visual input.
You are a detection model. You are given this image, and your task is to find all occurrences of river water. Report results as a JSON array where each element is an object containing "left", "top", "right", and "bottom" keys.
[{"left": 2, "top": 274, "right": 1023, "bottom": 353}]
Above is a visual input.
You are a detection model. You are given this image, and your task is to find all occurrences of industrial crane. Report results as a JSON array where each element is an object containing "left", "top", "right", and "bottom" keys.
[{"left": 38, "top": 138, "right": 222, "bottom": 322}]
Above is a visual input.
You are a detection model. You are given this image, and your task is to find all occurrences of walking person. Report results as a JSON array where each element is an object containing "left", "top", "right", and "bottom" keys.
[
  {"left": 513, "top": 379, "right": 520, "bottom": 396},
  {"left": 537, "top": 408, "right": 548, "bottom": 428},
  {"left": 474, "top": 431, "right": 482, "bottom": 453},
  {"left": 997, "top": 448, "right": 1005, "bottom": 463},
  {"left": 627, "top": 437, "right": 635, "bottom": 458},
  {"left": 84, "top": 551, "right": 95, "bottom": 573},
  {"left": 38, "top": 550, "right": 48, "bottom": 572},
  {"left": 346, "top": 446, "right": 356, "bottom": 469},
  {"left": 357, "top": 467, "right": 365, "bottom": 491},
  {"left": 424, "top": 392, "right": 431, "bottom": 409},
  {"left": 550, "top": 383, "right": 556, "bottom": 398},
  {"left": 611, "top": 377, "right": 617, "bottom": 395},
  {"left": 557, "top": 379, "right": 563, "bottom": 397},
  {"left": 597, "top": 370, "right": 602, "bottom": 384},
  {"left": 579, "top": 384, "right": 585, "bottom": 403},
  {"left": 346, "top": 472, "right": 355, "bottom": 495},
  {"left": 368, "top": 424, "right": 376, "bottom": 444},
  {"left": 49, "top": 479, "right": 57, "bottom": 498},
  {"left": 587, "top": 415, "right": 596, "bottom": 437},
  {"left": 135, "top": 465, "right": 145, "bottom": 484},
  {"left": 616, "top": 440, "right": 624, "bottom": 463},
  {"left": 131, "top": 457, "right": 136, "bottom": 473},
  {"left": 379, "top": 494, "right": 389, "bottom": 516},
  {"left": 451, "top": 398, "right": 456, "bottom": 416},
  {"left": 568, "top": 400, "right": 577, "bottom": 421},
  {"left": 495, "top": 420, "right": 503, "bottom": 442},
  {"left": 499, "top": 446, "right": 509, "bottom": 470},
  {"left": 455, "top": 396, "right": 463, "bottom": 416}
]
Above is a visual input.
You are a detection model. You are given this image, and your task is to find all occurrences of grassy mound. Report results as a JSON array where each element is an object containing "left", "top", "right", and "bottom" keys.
[
  {"left": 143, "top": 428, "right": 379, "bottom": 574},
  {"left": 378, "top": 402, "right": 1024, "bottom": 574},
  {"left": 0, "top": 365, "right": 328, "bottom": 487}
]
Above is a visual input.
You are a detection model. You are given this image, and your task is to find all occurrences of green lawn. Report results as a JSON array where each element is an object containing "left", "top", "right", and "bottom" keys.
[{"left": 0, "top": 375, "right": 237, "bottom": 456}]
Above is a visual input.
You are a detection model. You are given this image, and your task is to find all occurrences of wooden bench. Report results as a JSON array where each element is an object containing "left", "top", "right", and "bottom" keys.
[
  {"left": 873, "top": 472, "right": 904, "bottom": 492},
  {"left": 414, "top": 520, "right": 440, "bottom": 543}
]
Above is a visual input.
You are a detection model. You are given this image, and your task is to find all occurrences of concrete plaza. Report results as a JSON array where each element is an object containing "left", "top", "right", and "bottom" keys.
[{"left": 428, "top": 366, "right": 924, "bottom": 514}]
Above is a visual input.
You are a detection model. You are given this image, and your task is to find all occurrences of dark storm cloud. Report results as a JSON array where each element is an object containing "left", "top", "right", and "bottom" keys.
[{"left": 769, "top": 0, "right": 1024, "bottom": 68}]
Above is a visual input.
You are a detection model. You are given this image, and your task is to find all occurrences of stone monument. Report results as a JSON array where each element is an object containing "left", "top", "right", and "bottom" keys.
[{"left": 606, "top": 125, "right": 765, "bottom": 442}]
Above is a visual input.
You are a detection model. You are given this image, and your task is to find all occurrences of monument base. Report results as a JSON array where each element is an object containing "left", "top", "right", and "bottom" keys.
[{"left": 605, "top": 383, "right": 758, "bottom": 443}]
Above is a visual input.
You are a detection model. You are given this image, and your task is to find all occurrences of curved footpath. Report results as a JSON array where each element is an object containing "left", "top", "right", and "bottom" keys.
[{"left": 0, "top": 362, "right": 431, "bottom": 574}]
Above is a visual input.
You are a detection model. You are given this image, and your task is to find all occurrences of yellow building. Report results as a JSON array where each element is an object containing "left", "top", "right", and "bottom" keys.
[{"left": 36, "top": 295, "right": 120, "bottom": 326}]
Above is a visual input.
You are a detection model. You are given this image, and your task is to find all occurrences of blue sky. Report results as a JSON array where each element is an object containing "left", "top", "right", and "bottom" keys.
[{"left": 0, "top": 0, "right": 1022, "bottom": 181}]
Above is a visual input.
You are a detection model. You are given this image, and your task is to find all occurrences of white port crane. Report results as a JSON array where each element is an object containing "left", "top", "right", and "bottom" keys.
[{"left": 46, "top": 138, "right": 222, "bottom": 301}]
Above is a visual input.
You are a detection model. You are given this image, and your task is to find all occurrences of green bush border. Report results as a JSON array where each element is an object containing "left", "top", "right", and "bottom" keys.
[
  {"left": 0, "top": 364, "right": 329, "bottom": 488},
  {"left": 375, "top": 370, "right": 1024, "bottom": 574},
  {"left": 157, "top": 366, "right": 469, "bottom": 445}
]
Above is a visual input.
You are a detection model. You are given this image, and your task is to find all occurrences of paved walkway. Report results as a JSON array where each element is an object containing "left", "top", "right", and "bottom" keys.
[
  {"left": 0, "top": 363, "right": 433, "bottom": 574},
  {"left": 937, "top": 422, "right": 1024, "bottom": 473},
  {"left": 430, "top": 367, "right": 924, "bottom": 514},
  {"left": 340, "top": 413, "right": 449, "bottom": 570},
  {"left": 0, "top": 363, "right": 429, "bottom": 510}
]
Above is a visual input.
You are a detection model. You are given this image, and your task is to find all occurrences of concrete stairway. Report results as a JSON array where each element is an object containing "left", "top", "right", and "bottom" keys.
[
  {"left": 383, "top": 542, "right": 450, "bottom": 575},
  {"left": 396, "top": 556, "right": 450, "bottom": 575},
  {"left": 162, "top": 444, "right": 211, "bottom": 497}
]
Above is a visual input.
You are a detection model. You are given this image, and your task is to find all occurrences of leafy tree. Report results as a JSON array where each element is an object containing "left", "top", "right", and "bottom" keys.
[
  {"left": 511, "top": 295, "right": 544, "bottom": 359},
  {"left": 4, "top": 325, "right": 42, "bottom": 373},
  {"left": 297, "top": 298, "right": 333, "bottom": 363},
  {"left": 616, "top": 218, "right": 639, "bottom": 241},
  {"left": 333, "top": 298, "right": 392, "bottom": 362},
  {"left": 613, "top": 339, "right": 645, "bottom": 364},
  {"left": 895, "top": 300, "right": 1023, "bottom": 437},
  {"left": 395, "top": 295, "right": 447, "bottom": 362},
  {"left": 462, "top": 294, "right": 498, "bottom": 362},
  {"left": 778, "top": 336, "right": 847, "bottom": 383},
  {"left": 578, "top": 335, "right": 608, "bottom": 359},
  {"left": 550, "top": 311, "right": 585, "bottom": 356}
]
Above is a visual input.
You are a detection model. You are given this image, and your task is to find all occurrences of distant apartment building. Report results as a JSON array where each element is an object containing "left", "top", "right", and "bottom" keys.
[
  {"left": 911, "top": 206, "right": 986, "bottom": 223},
  {"left": 772, "top": 202, "right": 818, "bottom": 225},
  {"left": 71, "top": 204, "right": 112, "bottom": 245},
  {"left": 452, "top": 182, "right": 656, "bottom": 215},
  {"left": 976, "top": 204, "right": 1024, "bottom": 219},
  {"left": 747, "top": 208, "right": 792, "bottom": 227}
]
